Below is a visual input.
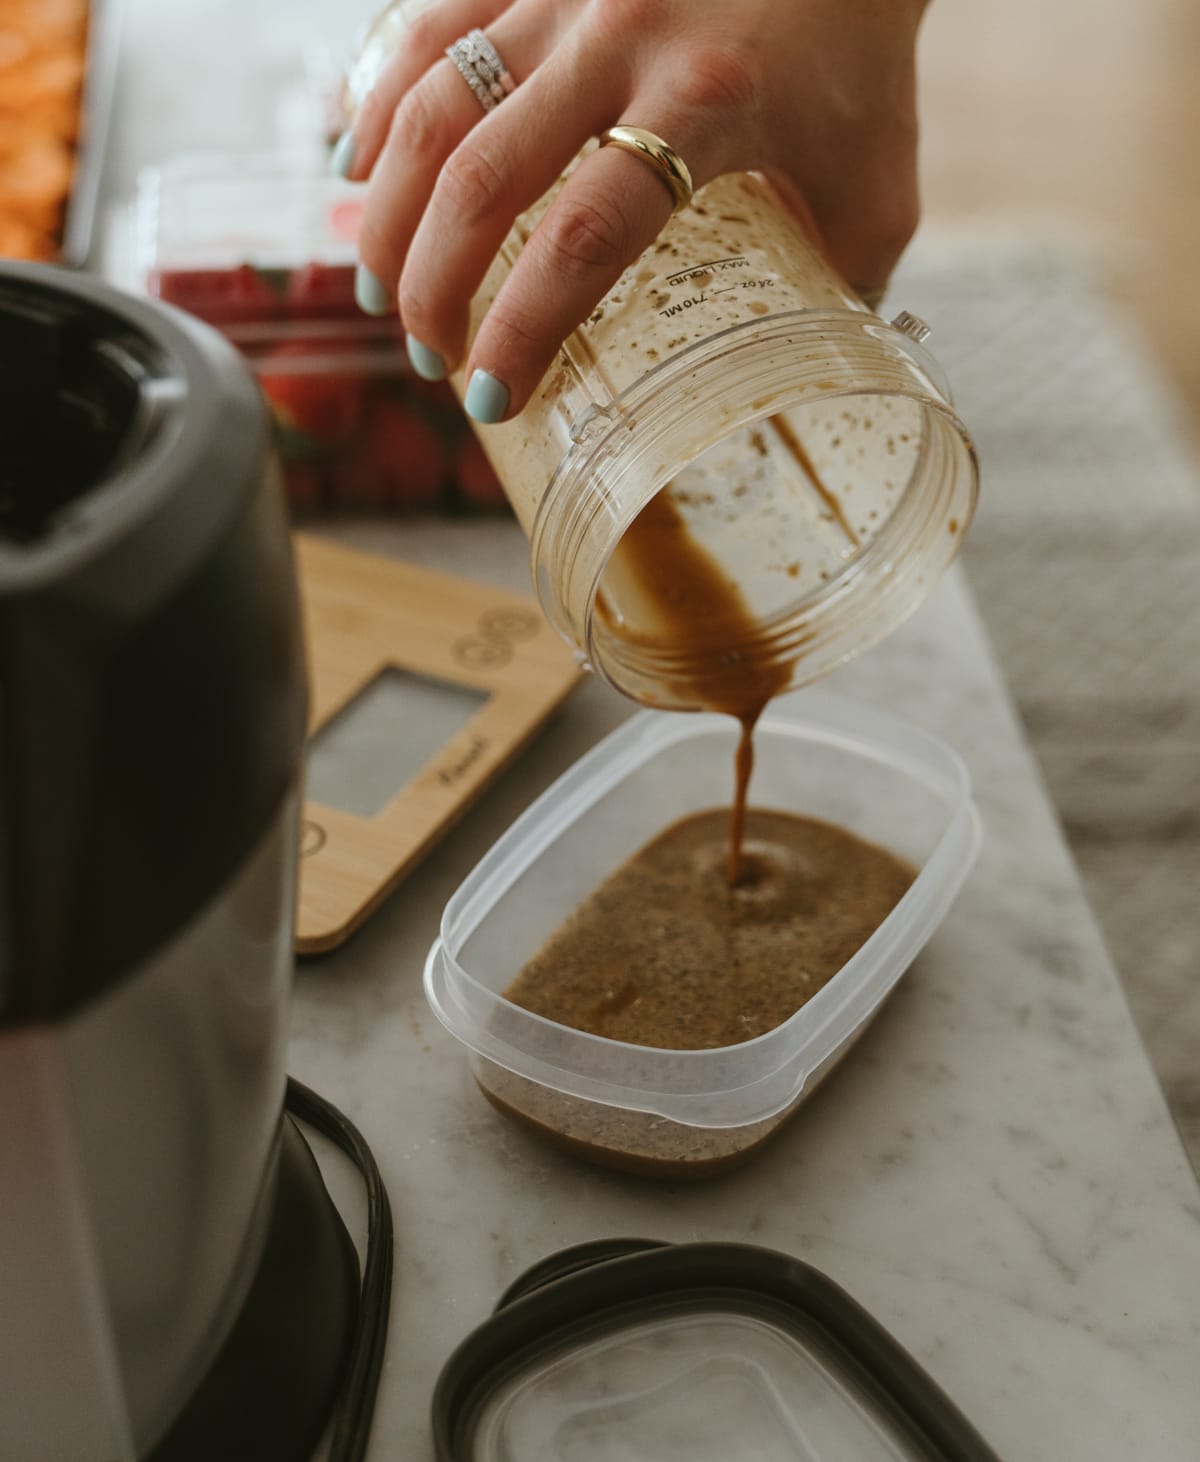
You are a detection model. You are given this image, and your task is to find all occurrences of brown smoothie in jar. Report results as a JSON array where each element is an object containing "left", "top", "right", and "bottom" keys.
[{"left": 503, "top": 808, "right": 915, "bottom": 1050}]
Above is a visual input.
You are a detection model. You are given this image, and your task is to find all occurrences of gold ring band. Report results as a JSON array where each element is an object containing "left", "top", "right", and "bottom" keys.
[{"left": 598, "top": 126, "right": 693, "bottom": 212}]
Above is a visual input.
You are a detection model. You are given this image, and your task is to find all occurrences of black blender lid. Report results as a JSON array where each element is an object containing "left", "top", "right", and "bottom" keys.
[
  {"left": 434, "top": 1240, "right": 1002, "bottom": 1461},
  {"left": 0, "top": 261, "right": 262, "bottom": 576}
]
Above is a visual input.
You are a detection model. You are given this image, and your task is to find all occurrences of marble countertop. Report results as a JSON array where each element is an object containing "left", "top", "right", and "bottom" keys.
[
  {"left": 292, "top": 520, "right": 1200, "bottom": 1462},
  {"left": 104, "top": 4, "right": 1200, "bottom": 1457}
]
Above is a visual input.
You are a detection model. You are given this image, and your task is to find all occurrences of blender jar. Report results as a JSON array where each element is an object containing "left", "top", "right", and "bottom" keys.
[{"left": 461, "top": 164, "right": 978, "bottom": 710}]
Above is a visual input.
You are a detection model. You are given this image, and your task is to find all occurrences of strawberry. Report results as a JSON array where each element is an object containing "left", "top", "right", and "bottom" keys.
[
  {"left": 151, "top": 268, "right": 222, "bottom": 312},
  {"left": 332, "top": 389, "right": 448, "bottom": 510},
  {"left": 287, "top": 261, "right": 358, "bottom": 320},
  {"left": 153, "top": 264, "right": 287, "bottom": 325},
  {"left": 257, "top": 340, "right": 367, "bottom": 446}
]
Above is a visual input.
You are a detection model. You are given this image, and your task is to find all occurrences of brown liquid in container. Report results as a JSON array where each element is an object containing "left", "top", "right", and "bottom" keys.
[
  {"left": 481, "top": 809, "right": 915, "bottom": 1177},
  {"left": 504, "top": 809, "right": 914, "bottom": 1049}
]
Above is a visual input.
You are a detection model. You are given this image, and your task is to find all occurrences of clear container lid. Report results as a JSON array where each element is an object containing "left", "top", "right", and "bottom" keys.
[
  {"left": 138, "top": 150, "right": 363, "bottom": 277},
  {"left": 433, "top": 1239, "right": 1001, "bottom": 1460},
  {"left": 135, "top": 152, "right": 389, "bottom": 340}
]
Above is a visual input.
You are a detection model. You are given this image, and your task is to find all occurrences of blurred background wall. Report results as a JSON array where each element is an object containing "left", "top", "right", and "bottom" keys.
[{"left": 920, "top": 0, "right": 1200, "bottom": 433}]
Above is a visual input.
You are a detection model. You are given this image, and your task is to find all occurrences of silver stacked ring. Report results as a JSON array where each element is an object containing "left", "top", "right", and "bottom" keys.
[{"left": 446, "top": 28, "right": 516, "bottom": 114}]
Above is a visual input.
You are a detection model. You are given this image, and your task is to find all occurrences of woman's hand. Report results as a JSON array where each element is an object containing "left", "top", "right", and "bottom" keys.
[{"left": 339, "top": 0, "right": 927, "bottom": 422}]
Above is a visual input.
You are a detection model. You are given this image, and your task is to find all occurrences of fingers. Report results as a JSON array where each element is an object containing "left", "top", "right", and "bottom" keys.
[
  {"left": 458, "top": 116, "right": 722, "bottom": 422},
  {"left": 354, "top": 5, "right": 558, "bottom": 317},
  {"left": 397, "top": 33, "right": 624, "bottom": 384},
  {"left": 343, "top": 0, "right": 923, "bottom": 419},
  {"left": 336, "top": 0, "right": 513, "bottom": 181}
]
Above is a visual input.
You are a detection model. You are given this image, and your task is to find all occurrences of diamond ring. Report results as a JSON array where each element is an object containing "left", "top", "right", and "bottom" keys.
[{"left": 446, "top": 28, "right": 516, "bottom": 114}]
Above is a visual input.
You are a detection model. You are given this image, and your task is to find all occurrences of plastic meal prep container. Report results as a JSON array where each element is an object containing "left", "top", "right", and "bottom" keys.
[{"left": 424, "top": 693, "right": 981, "bottom": 1178}]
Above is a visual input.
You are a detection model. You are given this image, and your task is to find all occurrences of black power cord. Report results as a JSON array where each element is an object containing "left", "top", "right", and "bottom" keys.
[{"left": 285, "top": 1077, "right": 393, "bottom": 1462}]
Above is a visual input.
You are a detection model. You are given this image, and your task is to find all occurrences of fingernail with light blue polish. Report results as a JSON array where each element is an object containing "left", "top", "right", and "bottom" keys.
[
  {"left": 330, "top": 131, "right": 356, "bottom": 179},
  {"left": 354, "top": 265, "right": 391, "bottom": 317},
  {"left": 464, "top": 369, "right": 509, "bottom": 424},
  {"left": 406, "top": 334, "right": 447, "bottom": 382}
]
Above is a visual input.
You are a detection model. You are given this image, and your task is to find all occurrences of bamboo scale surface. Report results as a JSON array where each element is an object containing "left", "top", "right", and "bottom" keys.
[{"left": 294, "top": 534, "right": 584, "bottom": 954}]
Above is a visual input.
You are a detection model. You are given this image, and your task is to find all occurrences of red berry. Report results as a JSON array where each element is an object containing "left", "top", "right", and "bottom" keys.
[
  {"left": 258, "top": 340, "right": 367, "bottom": 446},
  {"left": 333, "top": 390, "right": 448, "bottom": 510},
  {"left": 230, "top": 264, "right": 289, "bottom": 316},
  {"left": 152, "top": 264, "right": 287, "bottom": 326},
  {"left": 287, "top": 262, "right": 358, "bottom": 319}
]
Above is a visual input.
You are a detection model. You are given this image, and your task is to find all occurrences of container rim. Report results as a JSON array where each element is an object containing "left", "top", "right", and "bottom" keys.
[
  {"left": 527, "top": 309, "right": 978, "bottom": 708},
  {"left": 423, "top": 692, "right": 981, "bottom": 1126}
]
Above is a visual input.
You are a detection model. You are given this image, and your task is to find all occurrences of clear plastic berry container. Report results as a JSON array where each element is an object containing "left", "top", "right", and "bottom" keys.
[{"left": 137, "top": 151, "right": 505, "bottom": 515}]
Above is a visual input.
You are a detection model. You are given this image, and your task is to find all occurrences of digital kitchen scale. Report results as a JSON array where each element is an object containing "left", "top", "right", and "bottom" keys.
[{"left": 294, "top": 534, "right": 585, "bottom": 953}]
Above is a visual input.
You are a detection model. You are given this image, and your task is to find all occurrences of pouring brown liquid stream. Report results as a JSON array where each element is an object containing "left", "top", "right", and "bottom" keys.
[
  {"left": 598, "top": 416, "right": 860, "bottom": 883},
  {"left": 600, "top": 486, "right": 790, "bottom": 884}
]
